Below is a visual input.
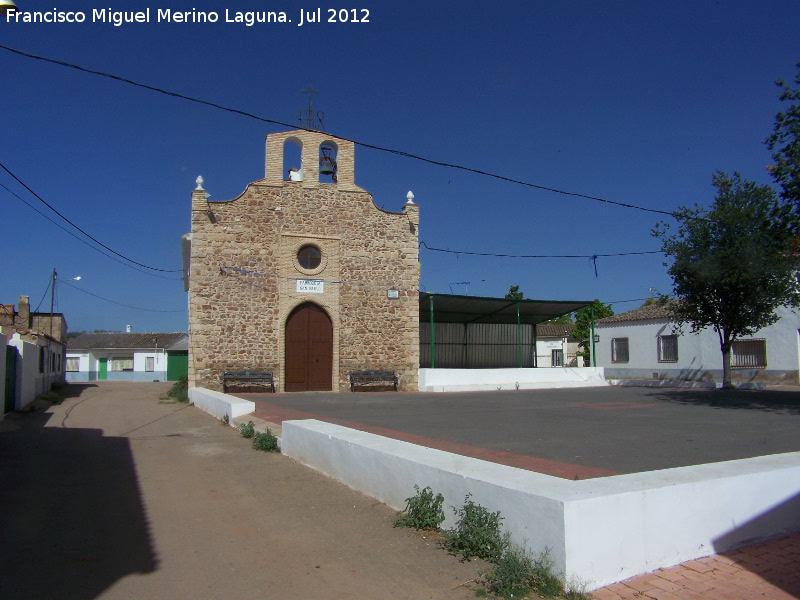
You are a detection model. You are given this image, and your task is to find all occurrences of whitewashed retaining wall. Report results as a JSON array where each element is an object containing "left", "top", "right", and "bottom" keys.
[{"left": 282, "top": 419, "right": 800, "bottom": 590}]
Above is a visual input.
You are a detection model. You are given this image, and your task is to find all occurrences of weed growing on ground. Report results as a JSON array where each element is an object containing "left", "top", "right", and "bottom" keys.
[
  {"left": 392, "top": 487, "right": 591, "bottom": 599},
  {"left": 166, "top": 376, "right": 189, "bottom": 403},
  {"left": 221, "top": 414, "right": 229, "bottom": 425},
  {"left": 484, "top": 544, "right": 590, "bottom": 599},
  {"left": 446, "top": 494, "right": 507, "bottom": 562},
  {"left": 394, "top": 485, "right": 446, "bottom": 530},
  {"left": 239, "top": 420, "right": 255, "bottom": 438},
  {"left": 252, "top": 429, "right": 279, "bottom": 452},
  {"left": 483, "top": 538, "right": 534, "bottom": 599}
]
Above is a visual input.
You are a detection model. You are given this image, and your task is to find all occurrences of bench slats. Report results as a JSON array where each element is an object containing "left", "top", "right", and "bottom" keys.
[
  {"left": 223, "top": 370, "right": 275, "bottom": 393},
  {"left": 349, "top": 370, "right": 398, "bottom": 392}
]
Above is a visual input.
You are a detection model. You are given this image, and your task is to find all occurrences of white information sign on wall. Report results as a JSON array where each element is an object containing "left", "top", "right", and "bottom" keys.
[{"left": 297, "top": 279, "right": 324, "bottom": 293}]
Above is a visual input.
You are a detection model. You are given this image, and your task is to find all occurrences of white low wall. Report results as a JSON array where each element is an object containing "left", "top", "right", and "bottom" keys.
[
  {"left": 188, "top": 387, "right": 255, "bottom": 421},
  {"left": 281, "top": 419, "right": 800, "bottom": 590},
  {"left": 418, "top": 367, "right": 607, "bottom": 392}
]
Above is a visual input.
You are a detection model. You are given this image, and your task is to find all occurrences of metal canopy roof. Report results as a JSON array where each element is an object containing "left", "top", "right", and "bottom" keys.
[{"left": 419, "top": 292, "right": 592, "bottom": 325}]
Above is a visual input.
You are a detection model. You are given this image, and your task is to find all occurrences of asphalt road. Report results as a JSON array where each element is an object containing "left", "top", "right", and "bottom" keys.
[{"left": 245, "top": 386, "right": 800, "bottom": 476}]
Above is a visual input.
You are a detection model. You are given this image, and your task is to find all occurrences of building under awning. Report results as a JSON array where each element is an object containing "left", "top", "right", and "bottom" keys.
[{"left": 419, "top": 293, "right": 595, "bottom": 369}]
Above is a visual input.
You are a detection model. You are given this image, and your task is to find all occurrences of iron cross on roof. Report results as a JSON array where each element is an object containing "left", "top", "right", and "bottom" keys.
[{"left": 298, "top": 83, "right": 325, "bottom": 131}]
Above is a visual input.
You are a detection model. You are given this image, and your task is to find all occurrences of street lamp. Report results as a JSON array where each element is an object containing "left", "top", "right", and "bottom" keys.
[{"left": 50, "top": 268, "right": 81, "bottom": 338}]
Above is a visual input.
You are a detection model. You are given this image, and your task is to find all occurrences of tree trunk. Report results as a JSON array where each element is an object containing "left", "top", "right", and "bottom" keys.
[{"left": 721, "top": 339, "right": 733, "bottom": 389}]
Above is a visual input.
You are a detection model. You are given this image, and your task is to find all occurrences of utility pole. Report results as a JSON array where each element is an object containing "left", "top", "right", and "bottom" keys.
[{"left": 50, "top": 268, "right": 56, "bottom": 338}]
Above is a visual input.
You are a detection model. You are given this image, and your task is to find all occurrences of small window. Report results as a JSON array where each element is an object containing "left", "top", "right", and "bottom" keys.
[
  {"left": 612, "top": 338, "right": 629, "bottom": 363},
  {"left": 732, "top": 339, "right": 767, "bottom": 369},
  {"left": 551, "top": 349, "right": 563, "bottom": 367},
  {"left": 297, "top": 245, "right": 321, "bottom": 269},
  {"left": 145, "top": 357, "right": 155, "bottom": 372},
  {"left": 658, "top": 335, "right": 678, "bottom": 363},
  {"left": 66, "top": 357, "right": 80, "bottom": 372}
]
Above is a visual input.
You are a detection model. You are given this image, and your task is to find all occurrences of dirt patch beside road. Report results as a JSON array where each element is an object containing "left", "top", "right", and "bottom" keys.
[{"left": 0, "top": 381, "right": 486, "bottom": 600}]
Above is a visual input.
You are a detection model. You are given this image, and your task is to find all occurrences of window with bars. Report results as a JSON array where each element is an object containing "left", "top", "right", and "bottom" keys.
[
  {"left": 145, "top": 357, "right": 155, "bottom": 372},
  {"left": 612, "top": 338, "right": 629, "bottom": 363},
  {"left": 658, "top": 335, "right": 678, "bottom": 363},
  {"left": 66, "top": 357, "right": 80, "bottom": 372},
  {"left": 731, "top": 339, "right": 767, "bottom": 369}
]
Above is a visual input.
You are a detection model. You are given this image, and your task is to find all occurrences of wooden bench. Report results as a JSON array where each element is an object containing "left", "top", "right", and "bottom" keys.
[
  {"left": 349, "top": 370, "right": 398, "bottom": 392},
  {"left": 223, "top": 370, "right": 275, "bottom": 393}
]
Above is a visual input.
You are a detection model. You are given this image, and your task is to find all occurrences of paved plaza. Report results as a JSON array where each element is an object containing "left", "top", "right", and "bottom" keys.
[{"left": 242, "top": 385, "right": 800, "bottom": 479}]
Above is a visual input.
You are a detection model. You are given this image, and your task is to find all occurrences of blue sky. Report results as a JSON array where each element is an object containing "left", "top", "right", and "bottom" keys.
[{"left": 1, "top": 0, "right": 799, "bottom": 333}]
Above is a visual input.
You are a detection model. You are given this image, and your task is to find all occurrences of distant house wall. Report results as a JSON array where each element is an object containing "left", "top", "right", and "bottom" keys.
[
  {"left": 7, "top": 337, "right": 38, "bottom": 409},
  {"left": 595, "top": 305, "right": 800, "bottom": 384},
  {"left": 66, "top": 352, "right": 93, "bottom": 383},
  {"left": 67, "top": 350, "right": 169, "bottom": 382}
]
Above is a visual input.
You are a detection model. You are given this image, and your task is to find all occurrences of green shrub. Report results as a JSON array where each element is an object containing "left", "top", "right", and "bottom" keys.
[
  {"left": 252, "top": 429, "right": 279, "bottom": 452},
  {"left": 484, "top": 541, "right": 533, "bottom": 599},
  {"left": 239, "top": 420, "right": 255, "bottom": 438},
  {"left": 167, "top": 375, "right": 189, "bottom": 402},
  {"left": 485, "top": 545, "right": 587, "bottom": 600},
  {"left": 446, "top": 494, "right": 507, "bottom": 562},
  {"left": 394, "top": 485, "right": 445, "bottom": 530}
]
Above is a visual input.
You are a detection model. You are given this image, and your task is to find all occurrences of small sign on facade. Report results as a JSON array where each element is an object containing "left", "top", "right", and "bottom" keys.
[
  {"left": 387, "top": 289, "right": 400, "bottom": 299},
  {"left": 297, "top": 279, "right": 324, "bottom": 293}
]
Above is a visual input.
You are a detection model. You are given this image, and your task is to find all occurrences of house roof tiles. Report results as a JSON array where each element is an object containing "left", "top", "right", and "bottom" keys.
[
  {"left": 535, "top": 323, "right": 577, "bottom": 338},
  {"left": 596, "top": 300, "right": 680, "bottom": 324},
  {"left": 68, "top": 332, "right": 187, "bottom": 351}
]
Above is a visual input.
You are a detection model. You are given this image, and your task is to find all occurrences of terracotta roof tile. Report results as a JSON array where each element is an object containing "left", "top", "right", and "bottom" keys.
[
  {"left": 596, "top": 300, "right": 680, "bottom": 324},
  {"left": 68, "top": 332, "right": 187, "bottom": 350}
]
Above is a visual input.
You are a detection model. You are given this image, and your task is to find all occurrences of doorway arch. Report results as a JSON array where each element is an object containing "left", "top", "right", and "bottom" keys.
[{"left": 285, "top": 303, "right": 333, "bottom": 391}]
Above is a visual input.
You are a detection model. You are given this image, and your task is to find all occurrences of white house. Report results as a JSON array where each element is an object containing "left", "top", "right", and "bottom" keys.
[
  {"left": 66, "top": 332, "right": 188, "bottom": 382},
  {"left": 2, "top": 295, "right": 68, "bottom": 415},
  {"left": 594, "top": 301, "right": 800, "bottom": 385}
]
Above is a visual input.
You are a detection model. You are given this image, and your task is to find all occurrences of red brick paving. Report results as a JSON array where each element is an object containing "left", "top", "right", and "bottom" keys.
[{"left": 592, "top": 532, "right": 800, "bottom": 600}]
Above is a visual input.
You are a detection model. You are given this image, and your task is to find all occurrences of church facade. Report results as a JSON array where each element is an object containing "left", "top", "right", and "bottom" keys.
[{"left": 186, "top": 130, "right": 420, "bottom": 392}]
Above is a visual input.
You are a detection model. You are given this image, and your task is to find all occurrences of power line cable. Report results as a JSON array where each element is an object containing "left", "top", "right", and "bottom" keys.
[
  {"left": 60, "top": 280, "right": 186, "bottom": 312},
  {"left": 0, "top": 161, "right": 181, "bottom": 273},
  {"left": 420, "top": 240, "right": 663, "bottom": 259},
  {"left": 33, "top": 276, "right": 52, "bottom": 313},
  {"left": 0, "top": 43, "right": 682, "bottom": 220},
  {"left": 0, "top": 180, "right": 183, "bottom": 280}
]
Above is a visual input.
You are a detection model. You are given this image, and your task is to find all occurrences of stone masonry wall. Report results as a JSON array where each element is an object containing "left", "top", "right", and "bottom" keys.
[{"left": 188, "top": 130, "right": 419, "bottom": 392}]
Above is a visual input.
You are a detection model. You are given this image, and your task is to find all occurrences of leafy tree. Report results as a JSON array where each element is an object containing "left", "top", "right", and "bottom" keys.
[
  {"left": 546, "top": 313, "right": 574, "bottom": 325},
  {"left": 765, "top": 61, "right": 800, "bottom": 211},
  {"left": 652, "top": 172, "right": 799, "bottom": 388},
  {"left": 504, "top": 285, "right": 525, "bottom": 301},
  {"left": 572, "top": 300, "right": 613, "bottom": 365}
]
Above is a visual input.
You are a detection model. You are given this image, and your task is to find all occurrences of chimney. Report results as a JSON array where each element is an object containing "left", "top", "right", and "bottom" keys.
[
  {"left": 17, "top": 295, "right": 30, "bottom": 328},
  {"left": 126, "top": 324, "right": 132, "bottom": 333}
]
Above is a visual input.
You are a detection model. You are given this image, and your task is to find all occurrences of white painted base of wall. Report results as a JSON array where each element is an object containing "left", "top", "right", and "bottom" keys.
[
  {"left": 281, "top": 419, "right": 800, "bottom": 590},
  {"left": 609, "top": 379, "right": 767, "bottom": 390},
  {"left": 189, "top": 387, "right": 255, "bottom": 421},
  {"left": 418, "top": 367, "right": 608, "bottom": 392}
]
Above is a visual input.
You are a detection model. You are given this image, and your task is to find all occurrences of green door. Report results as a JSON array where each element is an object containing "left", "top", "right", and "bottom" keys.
[
  {"left": 98, "top": 357, "right": 108, "bottom": 380},
  {"left": 166, "top": 352, "right": 188, "bottom": 381}
]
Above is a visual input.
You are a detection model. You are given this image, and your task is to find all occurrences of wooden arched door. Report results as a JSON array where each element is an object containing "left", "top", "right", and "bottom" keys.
[{"left": 285, "top": 303, "right": 333, "bottom": 392}]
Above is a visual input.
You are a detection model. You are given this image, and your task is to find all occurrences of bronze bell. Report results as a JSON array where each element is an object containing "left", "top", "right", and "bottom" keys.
[{"left": 319, "top": 157, "right": 336, "bottom": 175}]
